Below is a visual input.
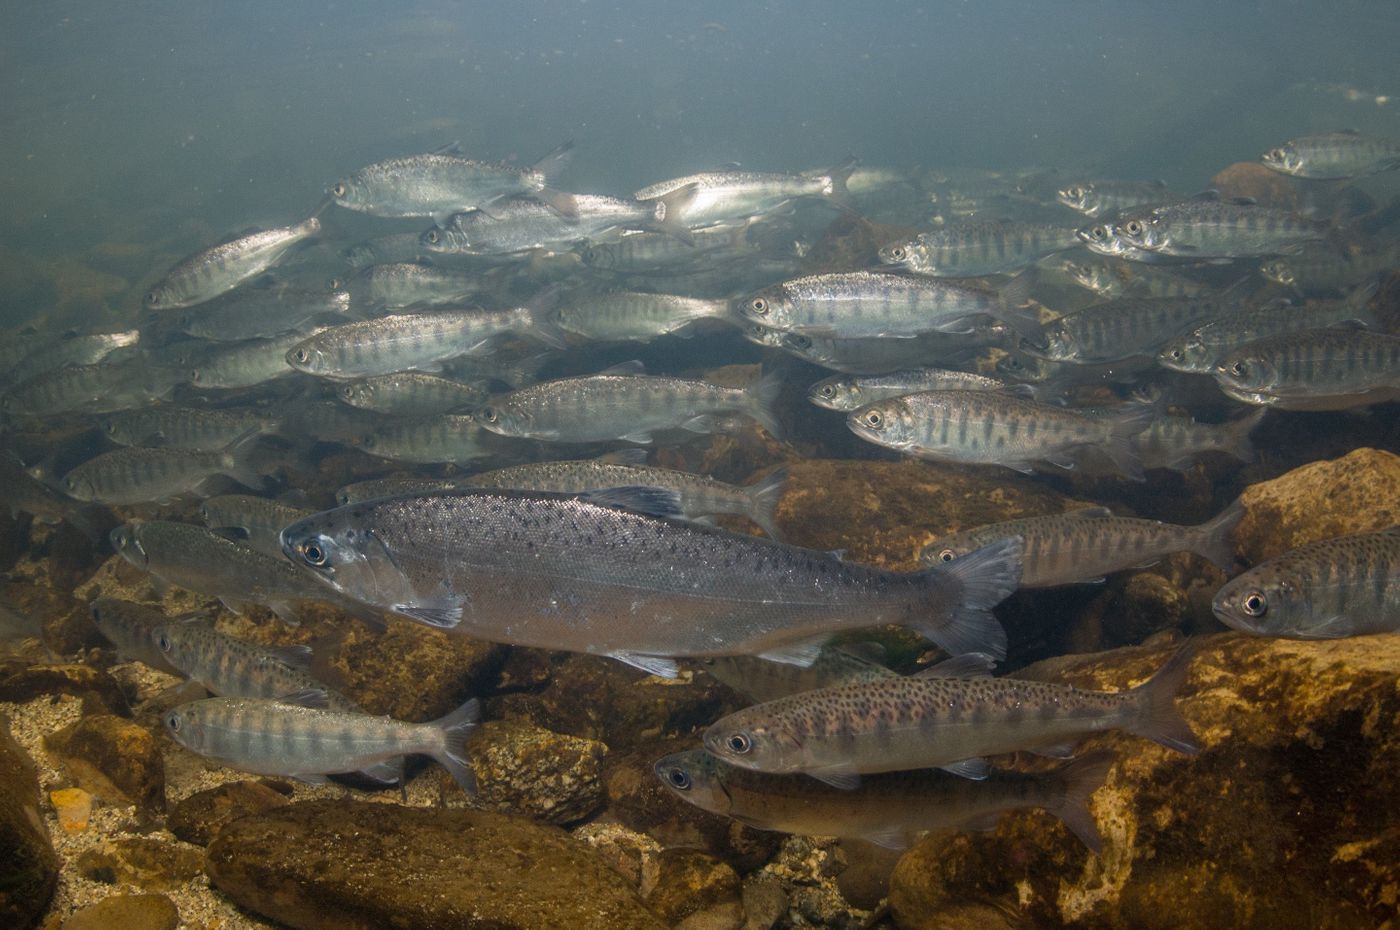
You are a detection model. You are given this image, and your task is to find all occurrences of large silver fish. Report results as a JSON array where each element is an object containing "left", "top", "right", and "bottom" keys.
[
  {"left": 145, "top": 217, "right": 321, "bottom": 310},
  {"left": 808, "top": 368, "right": 1030, "bottom": 412},
  {"left": 632, "top": 159, "right": 857, "bottom": 227},
  {"left": 1100, "top": 198, "right": 1327, "bottom": 260},
  {"left": 61, "top": 433, "right": 265, "bottom": 505},
  {"left": 1260, "top": 130, "right": 1400, "bottom": 180},
  {"left": 1213, "top": 327, "right": 1400, "bottom": 410},
  {"left": 279, "top": 489, "right": 1024, "bottom": 675},
  {"left": 879, "top": 222, "right": 1080, "bottom": 277}
]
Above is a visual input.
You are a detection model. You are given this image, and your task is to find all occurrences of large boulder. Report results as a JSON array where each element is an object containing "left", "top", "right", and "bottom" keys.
[
  {"left": 0, "top": 714, "right": 59, "bottom": 930},
  {"left": 205, "top": 799, "right": 667, "bottom": 930},
  {"left": 45, "top": 714, "right": 164, "bottom": 810},
  {"left": 888, "top": 634, "right": 1400, "bottom": 929}
]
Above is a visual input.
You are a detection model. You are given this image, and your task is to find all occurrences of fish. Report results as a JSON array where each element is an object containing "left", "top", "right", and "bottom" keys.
[
  {"left": 632, "top": 159, "right": 857, "bottom": 227},
  {"left": 1, "top": 358, "right": 181, "bottom": 417},
  {"left": 343, "top": 233, "right": 431, "bottom": 269},
  {"left": 61, "top": 432, "right": 266, "bottom": 505},
  {"left": 89, "top": 598, "right": 191, "bottom": 675},
  {"left": 278, "top": 488, "right": 1024, "bottom": 675},
  {"left": 1260, "top": 130, "right": 1400, "bottom": 179},
  {"left": 111, "top": 520, "right": 344, "bottom": 624},
  {"left": 1056, "top": 179, "right": 1171, "bottom": 217},
  {"left": 104, "top": 406, "right": 283, "bottom": 452},
  {"left": 698, "top": 643, "right": 899, "bottom": 703},
  {"left": 1213, "top": 327, "right": 1400, "bottom": 410},
  {"left": 579, "top": 222, "right": 755, "bottom": 273},
  {"left": 329, "top": 141, "right": 575, "bottom": 224},
  {"left": 879, "top": 222, "right": 1080, "bottom": 277},
  {"left": 749, "top": 322, "right": 1014, "bottom": 375},
  {"left": 1136, "top": 410, "right": 1266, "bottom": 471},
  {"left": 1027, "top": 295, "right": 1236, "bottom": 365},
  {"left": 465, "top": 454, "right": 788, "bottom": 538},
  {"left": 1098, "top": 197, "right": 1328, "bottom": 260},
  {"left": 1259, "top": 246, "right": 1400, "bottom": 296},
  {"left": 188, "top": 330, "right": 314, "bottom": 390},
  {"left": 285, "top": 300, "right": 565, "bottom": 379},
  {"left": 1212, "top": 527, "right": 1400, "bottom": 638},
  {"left": 702, "top": 643, "right": 1198, "bottom": 786},
  {"left": 9, "top": 330, "right": 141, "bottom": 385},
  {"left": 807, "top": 368, "right": 1031, "bottom": 412},
  {"left": 199, "top": 495, "right": 312, "bottom": 559},
  {"left": 334, "top": 476, "right": 468, "bottom": 507},
  {"left": 1156, "top": 296, "right": 1376, "bottom": 374},
  {"left": 655, "top": 748, "right": 1113, "bottom": 852},
  {"left": 737, "top": 271, "right": 1039, "bottom": 341},
  {"left": 163, "top": 693, "right": 478, "bottom": 792},
  {"left": 145, "top": 216, "right": 322, "bottom": 310},
  {"left": 552, "top": 291, "right": 733, "bottom": 342},
  {"left": 337, "top": 372, "right": 490, "bottom": 416},
  {"left": 846, "top": 390, "right": 1155, "bottom": 479},
  {"left": 356, "top": 414, "right": 496, "bottom": 465},
  {"left": 0, "top": 450, "right": 109, "bottom": 541},
  {"left": 177, "top": 284, "right": 353, "bottom": 342},
  {"left": 1056, "top": 254, "right": 1209, "bottom": 300},
  {"left": 334, "top": 262, "right": 487, "bottom": 310},
  {"left": 919, "top": 500, "right": 1242, "bottom": 587},
  {"left": 475, "top": 364, "right": 784, "bottom": 445}
]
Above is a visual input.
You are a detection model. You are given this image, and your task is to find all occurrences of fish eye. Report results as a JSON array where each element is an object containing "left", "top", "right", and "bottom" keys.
[
  {"left": 666, "top": 768, "right": 691, "bottom": 790},
  {"left": 1068, "top": 185, "right": 1085, "bottom": 199},
  {"left": 332, "top": 182, "right": 348, "bottom": 198},
  {"left": 157, "top": 633, "right": 172, "bottom": 653},
  {"left": 1242, "top": 592, "right": 1268, "bottom": 616},
  {"left": 863, "top": 410, "right": 883, "bottom": 427},
  {"left": 750, "top": 297, "right": 768, "bottom": 315},
  {"left": 165, "top": 712, "right": 181, "bottom": 732},
  {"left": 1230, "top": 361, "right": 1247, "bottom": 377},
  {"left": 144, "top": 291, "right": 160, "bottom": 306},
  {"left": 327, "top": 277, "right": 342, "bottom": 291},
  {"left": 425, "top": 229, "right": 440, "bottom": 244},
  {"left": 1089, "top": 226, "right": 1107, "bottom": 241},
  {"left": 1168, "top": 347, "right": 1184, "bottom": 361},
  {"left": 819, "top": 385, "right": 836, "bottom": 398},
  {"left": 1124, "top": 220, "right": 1144, "bottom": 236},
  {"left": 341, "top": 385, "right": 356, "bottom": 399},
  {"left": 937, "top": 548, "right": 956, "bottom": 562},
  {"left": 481, "top": 406, "right": 498, "bottom": 423},
  {"left": 301, "top": 542, "right": 327, "bottom": 566},
  {"left": 889, "top": 246, "right": 906, "bottom": 261},
  {"left": 189, "top": 368, "right": 202, "bottom": 382},
  {"left": 293, "top": 348, "right": 310, "bottom": 364},
  {"left": 725, "top": 733, "right": 752, "bottom": 754}
]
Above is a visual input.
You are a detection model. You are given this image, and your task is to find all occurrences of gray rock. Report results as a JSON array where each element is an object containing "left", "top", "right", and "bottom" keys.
[
  {"left": 205, "top": 799, "right": 667, "bottom": 930},
  {"left": 0, "top": 714, "right": 59, "bottom": 930}
]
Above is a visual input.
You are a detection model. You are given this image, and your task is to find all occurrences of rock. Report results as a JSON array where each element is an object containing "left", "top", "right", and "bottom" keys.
[
  {"left": 470, "top": 718, "right": 607, "bottom": 825},
  {"left": 604, "top": 737, "right": 780, "bottom": 872},
  {"left": 888, "top": 635, "right": 1400, "bottom": 930},
  {"left": 644, "top": 849, "right": 744, "bottom": 930},
  {"left": 740, "top": 876, "right": 789, "bottom": 930},
  {"left": 205, "top": 799, "right": 667, "bottom": 930},
  {"left": 574, "top": 822, "right": 663, "bottom": 888},
  {"left": 61, "top": 893, "right": 178, "bottom": 930},
  {"left": 1234, "top": 448, "right": 1400, "bottom": 564},
  {"left": 0, "top": 663, "right": 130, "bottom": 716},
  {"left": 166, "top": 780, "right": 289, "bottom": 846},
  {"left": 0, "top": 714, "right": 59, "bottom": 930},
  {"left": 324, "top": 621, "right": 505, "bottom": 720},
  {"left": 75, "top": 836, "right": 203, "bottom": 889},
  {"left": 491, "top": 655, "right": 740, "bottom": 753},
  {"left": 1210, "top": 162, "right": 1301, "bottom": 210},
  {"left": 49, "top": 787, "right": 93, "bottom": 834},
  {"left": 46, "top": 714, "right": 164, "bottom": 810},
  {"left": 832, "top": 841, "right": 901, "bottom": 910}
]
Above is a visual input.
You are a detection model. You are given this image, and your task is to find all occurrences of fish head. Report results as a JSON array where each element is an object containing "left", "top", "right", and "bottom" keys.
[
  {"left": 150, "top": 623, "right": 191, "bottom": 669},
  {"left": 285, "top": 340, "right": 329, "bottom": 375},
  {"left": 61, "top": 471, "right": 97, "bottom": 502},
  {"left": 1058, "top": 257, "right": 1112, "bottom": 294},
  {"left": 1258, "top": 260, "right": 1297, "bottom": 288},
  {"left": 1115, "top": 212, "right": 1166, "bottom": 252},
  {"left": 474, "top": 398, "right": 530, "bottom": 438},
  {"left": 1056, "top": 182, "right": 1095, "bottom": 214},
  {"left": 1076, "top": 220, "right": 1125, "bottom": 256},
  {"left": 1214, "top": 351, "right": 1277, "bottom": 394},
  {"left": 741, "top": 322, "right": 786, "bottom": 349},
  {"left": 328, "top": 175, "right": 369, "bottom": 211},
  {"left": 845, "top": 398, "right": 915, "bottom": 451},
  {"left": 995, "top": 352, "right": 1052, "bottom": 383},
  {"left": 143, "top": 283, "right": 180, "bottom": 311},
  {"left": 703, "top": 715, "right": 797, "bottom": 772},
  {"left": 419, "top": 224, "right": 461, "bottom": 253},
  {"left": 877, "top": 238, "right": 918, "bottom": 268},
  {"left": 737, "top": 287, "right": 792, "bottom": 329},
  {"left": 1261, "top": 144, "right": 1303, "bottom": 176},
  {"left": 653, "top": 750, "right": 732, "bottom": 815},
  {"left": 1020, "top": 321, "right": 1075, "bottom": 362},
  {"left": 162, "top": 703, "right": 209, "bottom": 751},
  {"left": 1212, "top": 568, "right": 1301, "bottom": 636},
  {"left": 921, "top": 535, "right": 982, "bottom": 567},
  {"left": 807, "top": 376, "right": 858, "bottom": 411},
  {"left": 340, "top": 381, "right": 373, "bottom": 409},
  {"left": 1157, "top": 335, "right": 1213, "bottom": 374},
  {"left": 280, "top": 509, "right": 423, "bottom": 610},
  {"left": 110, "top": 523, "right": 148, "bottom": 570}
]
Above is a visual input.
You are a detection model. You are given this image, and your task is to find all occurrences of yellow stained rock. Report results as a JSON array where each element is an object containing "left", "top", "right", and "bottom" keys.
[{"left": 49, "top": 787, "right": 93, "bottom": 833}]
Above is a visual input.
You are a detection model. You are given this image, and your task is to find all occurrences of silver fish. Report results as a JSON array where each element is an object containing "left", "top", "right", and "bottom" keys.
[
  {"left": 1213, "top": 327, "right": 1400, "bottom": 410},
  {"left": 919, "top": 500, "right": 1241, "bottom": 587},
  {"left": 808, "top": 368, "right": 1030, "bottom": 412},
  {"left": 475, "top": 366, "right": 783, "bottom": 445},
  {"left": 698, "top": 643, "right": 898, "bottom": 704},
  {"left": 164, "top": 694, "right": 478, "bottom": 791},
  {"left": 702, "top": 643, "right": 1198, "bottom": 785},
  {"left": 1136, "top": 411, "right": 1265, "bottom": 472},
  {"left": 1, "top": 359, "right": 180, "bottom": 417},
  {"left": 105, "top": 406, "right": 282, "bottom": 451},
  {"left": 879, "top": 222, "right": 1080, "bottom": 277},
  {"left": 1156, "top": 297, "right": 1376, "bottom": 374},
  {"left": 656, "top": 748, "right": 1112, "bottom": 851},
  {"left": 580, "top": 222, "right": 755, "bottom": 273},
  {"left": 1028, "top": 295, "right": 1233, "bottom": 365},
  {"left": 145, "top": 217, "right": 321, "bottom": 310},
  {"left": 343, "top": 233, "right": 431, "bottom": 269},
  {"left": 1259, "top": 246, "right": 1400, "bottom": 296},
  {"left": 334, "top": 262, "right": 486, "bottom": 310},
  {"left": 553, "top": 291, "right": 732, "bottom": 342},
  {"left": 178, "top": 285, "right": 352, "bottom": 342},
  {"left": 0, "top": 450, "right": 108, "bottom": 541},
  {"left": 279, "top": 489, "right": 1023, "bottom": 675},
  {"left": 9, "top": 330, "right": 141, "bottom": 385},
  {"left": 1261, "top": 130, "right": 1400, "bottom": 179},
  {"left": 847, "top": 390, "right": 1154, "bottom": 479},
  {"left": 1057, "top": 255, "right": 1209, "bottom": 300},
  {"left": 1213, "top": 527, "right": 1400, "bottom": 638},
  {"left": 188, "top": 330, "right": 314, "bottom": 390},
  {"left": 337, "top": 372, "right": 490, "bottom": 416},
  {"left": 749, "top": 322, "right": 1014, "bottom": 375},
  {"left": 89, "top": 598, "right": 188, "bottom": 675},
  {"left": 61, "top": 433, "right": 264, "bottom": 505},
  {"left": 329, "top": 142, "right": 574, "bottom": 223},
  {"left": 1102, "top": 198, "right": 1328, "bottom": 259},
  {"left": 632, "top": 159, "right": 856, "bottom": 227},
  {"left": 199, "top": 495, "right": 312, "bottom": 559},
  {"left": 356, "top": 414, "right": 495, "bottom": 465},
  {"left": 1056, "top": 179, "right": 1171, "bottom": 217}
]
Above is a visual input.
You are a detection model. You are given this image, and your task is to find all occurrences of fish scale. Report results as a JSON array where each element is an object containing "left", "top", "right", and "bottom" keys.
[
  {"left": 1214, "top": 528, "right": 1400, "bottom": 638},
  {"left": 278, "top": 489, "right": 1022, "bottom": 672},
  {"left": 357, "top": 414, "right": 493, "bottom": 464},
  {"left": 61, "top": 441, "right": 261, "bottom": 505},
  {"left": 1213, "top": 328, "right": 1400, "bottom": 409},
  {"left": 554, "top": 291, "right": 731, "bottom": 342},
  {"left": 702, "top": 644, "right": 1197, "bottom": 783},
  {"left": 880, "top": 222, "right": 1080, "bottom": 277}
]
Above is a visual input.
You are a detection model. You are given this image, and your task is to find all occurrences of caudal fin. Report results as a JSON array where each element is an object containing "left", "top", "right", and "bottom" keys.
[
  {"left": 1126, "top": 641, "right": 1200, "bottom": 755},
  {"left": 432, "top": 697, "right": 481, "bottom": 795},
  {"left": 521, "top": 285, "right": 569, "bottom": 350},
  {"left": 744, "top": 370, "right": 787, "bottom": 440},
  {"left": 1103, "top": 402, "right": 1156, "bottom": 482},
  {"left": 744, "top": 466, "right": 788, "bottom": 540},
  {"left": 1047, "top": 750, "right": 1116, "bottom": 854},
  {"left": 920, "top": 535, "right": 1023, "bottom": 660},
  {"left": 1214, "top": 408, "right": 1267, "bottom": 466},
  {"left": 219, "top": 428, "right": 269, "bottom": 492},
  {"left": 649, "top": 182, "right": 699, "bottom": 245},
  {"left": 1190, "top": 497, "right": 1243, "bottom": 571},
  {"left": 822, "top": 156, "right": 860, "bottom": 209}
]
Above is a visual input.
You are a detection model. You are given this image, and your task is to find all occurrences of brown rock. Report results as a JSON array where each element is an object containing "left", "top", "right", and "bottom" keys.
[
  {"left": 574, "top": 822, "right": 663, "bottom": 888},
  {"left": 889, "top": 635, "right": 1400, "bottom": 930},
  {"left": 324, "top": 621, "right": 505, "bottom": 720},
  {"left": 61, "top": 893, "right": 178, "bottom": 930},
  {"left": 470, "top": 718, "right": 607, "bottom": 825},
  {"left": 0, "top": 715, "right": 59, "bottom": 930},
  {"left": 75, "top": 836, "right": 202, "bottom": 890},
  {"left": 644, "top": 849, "right": 743, "bottom": 930},
  {"left": 740, "top": 876, "right": 788, "bottom": 930},
  {"left": 205, "top": 799, "right": 667, "bottom": 930},
  {"left": 46, "top": 714, "right": 164, "bottom": 810},
  {"left": 166, "top": 780, "right": 289, "bottom": 846},
  {"left": 0, "top": 663, "right": 130, "bottom": 716},
  {"left": 49, "top": 787, "right": 93, "bottom": 834},
  {"left": 1234, "top": 448, "right": 1400, "bottom": 564}
]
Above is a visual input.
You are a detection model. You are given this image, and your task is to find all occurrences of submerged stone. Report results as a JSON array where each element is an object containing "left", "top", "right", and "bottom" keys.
[
  {"left": 45, "top": 713, "right": 164, "bottom": 810},
  {"left": 0, "top": 714, "right": 59, "bottom": 930},
  {"left": 471, "top": 718, "right": 607, "bottom": 825},
  {"left": 167, "top": 779, "right": 289, "bottom": 846}
]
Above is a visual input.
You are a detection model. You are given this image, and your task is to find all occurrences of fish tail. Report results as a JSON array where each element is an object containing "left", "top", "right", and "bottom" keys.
[
  {"left": 919, "top": 535, "right": 1022, "bottom": 660},
  {"left": 1126, "top": 640, "right": 1200, "bottom": 755},
  {"left": 530, "top": 140, "right": 575, "bottom": 187},
  {"left": 995, "top": 271, "right": 1045, "bottom": 341},
  {"left": 522, "top": 285, "right": 569, "bottom": 350},
  {"left": 220, "top": 428, "right": 269, "bottom": 492},
  {"left": 823, "top": 155, "right": 860, "bottom": 209},
  {"left": 530, "top": 141, "right": 578, "bottom": 219},
  {"left": 432, "top": 696, "right": 481, "bottom": 795},
  {"left": 1191, "top": 497, "right": 1245, "bottom": 571},
  {"left": 649, "top": 182, "right": 698, "bottom": 245},
  {"left": 1104, "top": 402, "right": 1156, "bottom": 482},
  {"left": 1048, "top": 750, "right": 1116, "bottom": 854},
  {"left": 744, "top": 370, "right": 786, "bottom": 440},
  {"left": 744, "top": 466, "right": 788, "bottom": 540},
  {"left": 1215, "top": 408, "right": 1267, "bottom": 467}
]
